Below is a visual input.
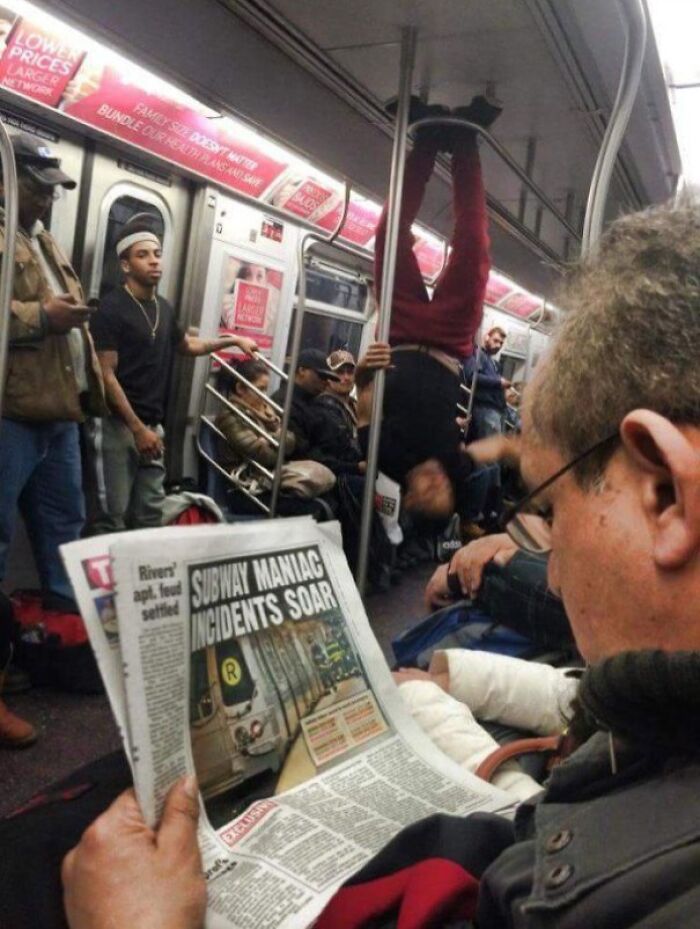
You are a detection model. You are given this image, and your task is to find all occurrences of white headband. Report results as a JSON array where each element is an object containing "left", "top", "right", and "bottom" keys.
[{"left": 116, "top": 230, "right": 161, "bottom": 257}]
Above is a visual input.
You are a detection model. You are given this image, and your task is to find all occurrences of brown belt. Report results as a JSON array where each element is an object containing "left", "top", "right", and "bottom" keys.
[{"left": 391, "top": 344, "right": 461, "bottom": 377}]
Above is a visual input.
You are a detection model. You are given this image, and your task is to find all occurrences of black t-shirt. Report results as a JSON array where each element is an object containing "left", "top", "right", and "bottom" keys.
[{"left": 90, "top": 286, "right": 183, "bottom": 424}]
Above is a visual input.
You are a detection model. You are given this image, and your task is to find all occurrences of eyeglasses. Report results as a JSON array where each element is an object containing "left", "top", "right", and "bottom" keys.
[{"left": 500, "top": 432, "right": 619, "bottom": 555}]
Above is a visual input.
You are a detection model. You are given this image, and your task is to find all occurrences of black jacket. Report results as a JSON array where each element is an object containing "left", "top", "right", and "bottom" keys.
[
  {"left": 319, "top": 734, "right": 700, "bottom": 928},
  {"left": 271, "top": 383, "right": 362, "bottom": 476}
]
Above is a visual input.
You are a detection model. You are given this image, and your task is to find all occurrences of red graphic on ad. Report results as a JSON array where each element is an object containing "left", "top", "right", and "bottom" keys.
[
  {"left": 231, "top": 280, "right": 268, "bottom": 331},
  {"left": 500, "top": 291, "right": 542, "bottom": 318},
  {"left": 64, "top": 68, "right": 287, "bottom": 197},
  {"left": 318, "top": 196, "right": 381, "bottom": 247},
  {"left": 219, "top": 259, "right": 284, "bottom": 355},
  {"left": 0, "top": 18, "right": 84, "bottom": 107},
  {"left": 277, "top": 178, "right": 335, "bottom": 221},
  {"left": 484, "top": 274, "right": 513, "bottom": 306},
  {"left": 82, "top": 556, "right": 113, "bottom": 591},
  {"left": 413, "top": 237, "right": 444, "bottom": 281}
]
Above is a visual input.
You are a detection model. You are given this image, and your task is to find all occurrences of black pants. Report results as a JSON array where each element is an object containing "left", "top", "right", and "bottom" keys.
[{"left": 360, "top": 350, "right": 461, "bottom": 487}]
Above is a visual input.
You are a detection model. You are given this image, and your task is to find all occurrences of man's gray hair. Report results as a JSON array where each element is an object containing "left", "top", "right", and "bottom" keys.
[{"left": 530, "top": 201, "right": 700, "bottom": 483}]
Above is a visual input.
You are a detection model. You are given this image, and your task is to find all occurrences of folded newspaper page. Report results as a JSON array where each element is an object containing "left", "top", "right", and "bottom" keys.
[{"left": 64, "top": 518, "right": 512, "bottom": 929}]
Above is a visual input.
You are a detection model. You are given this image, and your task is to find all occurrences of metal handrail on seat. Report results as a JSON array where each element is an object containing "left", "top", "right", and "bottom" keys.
[
  {"left": 211, "top": 351, "right": 284, "bottom": 415},
  {"left": 197, "top": 417, "right": 271, "bottom": 514},
  {"left": 268, "top": 179, "right": 352, "bottom": 517}
]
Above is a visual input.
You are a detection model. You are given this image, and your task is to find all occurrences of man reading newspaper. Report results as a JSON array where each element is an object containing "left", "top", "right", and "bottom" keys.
[{"left": 50, "top": 202, "right": 700, "bottom": 929}]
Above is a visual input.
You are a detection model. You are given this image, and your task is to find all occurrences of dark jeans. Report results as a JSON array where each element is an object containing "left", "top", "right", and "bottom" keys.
[
  {"left": 457, "top": 462, "right": 501, "bottom": 522},
  {"left": 477, "top": 552, "right": 575, "bottom": 651},
  {"left": 0, "top": 419, "right": 84, "bottom": 602}
]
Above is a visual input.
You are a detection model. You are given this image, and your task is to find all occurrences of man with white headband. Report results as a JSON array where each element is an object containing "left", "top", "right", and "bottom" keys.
[{"left": 84, "top": 214, "right": 257, "bottom": 533}]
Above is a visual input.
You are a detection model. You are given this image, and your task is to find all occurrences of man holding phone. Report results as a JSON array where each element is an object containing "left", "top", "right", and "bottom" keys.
[{"left": 0, "top": 133, "right": 105, "bottom": 609}]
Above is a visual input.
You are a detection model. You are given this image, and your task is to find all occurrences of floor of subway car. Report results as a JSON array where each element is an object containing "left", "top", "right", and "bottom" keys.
[{"left": 0, "top": 563, "right": 434, "bottom": 818}]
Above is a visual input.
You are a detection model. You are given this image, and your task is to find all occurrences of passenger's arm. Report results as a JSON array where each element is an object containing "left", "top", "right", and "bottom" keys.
[
  {"left": 98, "top": 350, "right": 163, "bottom": 460},
  {"left": 178, "top": 333, "right": 258, "bottom": 357},
  {"left": 447, "top": 533, "right": 519, "bottom": 598},
  {"left": 9, "top": 294, "right": 94, "bottom": 345},
  {"left": 355, "top": 341, "right": 392, "bottom": 428},
  {"left": 62, "top": 777, "right": 206, "bottom": 929}
]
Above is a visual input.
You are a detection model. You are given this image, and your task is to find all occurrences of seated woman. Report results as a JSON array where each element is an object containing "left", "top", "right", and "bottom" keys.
[{"left": 215, "top": 359, "right": 335, "bottom": 516}]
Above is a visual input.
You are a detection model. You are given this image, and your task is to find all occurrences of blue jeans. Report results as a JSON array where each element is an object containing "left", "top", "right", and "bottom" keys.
[
  {"left": 0, "top": 419, "right": 84, "bottom": 602},
  {"left": 471, "top": 405, "right": 503, "bottom": 439}
]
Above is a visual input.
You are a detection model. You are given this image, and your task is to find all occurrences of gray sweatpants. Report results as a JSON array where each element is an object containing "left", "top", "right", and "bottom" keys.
[{"left": 84, "top": 416, "right": 166, "bottom": 534}]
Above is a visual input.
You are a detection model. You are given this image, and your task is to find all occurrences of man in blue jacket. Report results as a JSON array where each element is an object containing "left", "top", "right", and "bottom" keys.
[{"left": 464, "top": 326, "right": 511, "bottom": 438}]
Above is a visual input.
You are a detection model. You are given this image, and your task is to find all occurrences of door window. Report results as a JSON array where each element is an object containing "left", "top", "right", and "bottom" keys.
[{"left": 99, "top": 194, "right": 165, "bottom": 300}]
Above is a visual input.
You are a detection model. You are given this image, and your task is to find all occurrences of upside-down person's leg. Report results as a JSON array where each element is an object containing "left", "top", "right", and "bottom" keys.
[
  {"left": 430, "top": 131, "right": 491, "bottom": 358},
  {"left": 374, "top": 133, "right": 440, "bottom": 316}
]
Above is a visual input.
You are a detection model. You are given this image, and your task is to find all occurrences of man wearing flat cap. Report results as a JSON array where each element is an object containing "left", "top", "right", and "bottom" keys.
[
  {"left": 85, "top": 214, "right": 258, "bottom": 532},
  {"left": 0, "top": 132, "right": 105, "bottom": 611}
]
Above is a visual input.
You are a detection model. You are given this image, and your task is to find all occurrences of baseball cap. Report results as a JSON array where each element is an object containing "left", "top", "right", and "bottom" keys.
[
  {"left": 327, "top": 349, "right": 356, "bottom": 371},
  {"left": 11, "top": 133, "right": 76, "bottom": 189},
  {"left": 297, "top": 348, "right": 339, "bottom": 380}
]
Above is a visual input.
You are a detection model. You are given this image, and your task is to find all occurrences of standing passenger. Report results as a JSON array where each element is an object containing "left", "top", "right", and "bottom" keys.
[
  {"left": 463, "top": 326, "right": 511, "bottom": 438},
  {"left": 371, "top": 94, "right": 502, "bottom": 511},
  {"left": 85, "top": 215, "right": 257, "bottom": 533},
  {"left": 0, "top": 134, "right": 105, "bottom": 610}
]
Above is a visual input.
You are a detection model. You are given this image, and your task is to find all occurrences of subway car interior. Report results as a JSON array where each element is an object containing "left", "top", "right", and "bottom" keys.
[{"left": 1, "top": 0, "right": 698, "bottom": 923}]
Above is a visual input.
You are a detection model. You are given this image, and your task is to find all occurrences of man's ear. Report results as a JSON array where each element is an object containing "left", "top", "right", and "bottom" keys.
[
  {"left": 620, "top": 410, "right": 700, "bottom": 569},
  {"left": 119, "top": 256, "right": 129, "bottom": 275}
]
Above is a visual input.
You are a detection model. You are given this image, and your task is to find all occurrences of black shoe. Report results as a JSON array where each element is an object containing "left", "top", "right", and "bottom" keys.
[
  {"left": 386, "top": 96, "right": 452, "bottom": 150},
  {"left": 385, "top": 94, "right": 431, "bottom": 123},
  {"left": 452, "top": 93, "right": 503, "bottom": 130}
]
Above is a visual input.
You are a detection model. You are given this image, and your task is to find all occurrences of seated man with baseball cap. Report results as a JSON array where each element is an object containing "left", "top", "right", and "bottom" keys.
[{"left": 316, "top": 349, "right": 366, "bottom": 478}]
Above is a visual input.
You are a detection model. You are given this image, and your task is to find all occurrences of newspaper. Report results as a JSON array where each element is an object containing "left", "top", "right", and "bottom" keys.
[{"left": 62, "top": 517, "right": 512, "bottom": 929}]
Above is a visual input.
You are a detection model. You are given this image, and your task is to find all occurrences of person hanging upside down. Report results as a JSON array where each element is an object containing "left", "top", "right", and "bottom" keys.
[{"left": 359, "top": 94, "right": 501, "bottom": 517}]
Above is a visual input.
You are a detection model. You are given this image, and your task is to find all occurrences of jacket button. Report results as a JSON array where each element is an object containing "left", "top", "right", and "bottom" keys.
[
  {"left": 545, "top": 829, "right": 573, "bottom": 853},
  {"left": 544, "top": 863, "right": 573, "bottom": 889}
]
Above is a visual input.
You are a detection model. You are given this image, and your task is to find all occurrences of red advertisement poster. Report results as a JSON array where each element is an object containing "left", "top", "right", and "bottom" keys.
[
  {"left": 219, "top": 256, "right": 284, "bottom": 355},
  {"left": 500, "top": 291, "right": 542, "bottom": 318},
  {"left": 317, "top": 195, "right": 382, "bottom": 248},
  {"left": 413, "top": 237, "right": 444, "bottom": 281},
  {"left": 0, "top": 17, "right": 84, "bottom": 107},
  {"left": 484, "top": 273, "right": 513, "bottom": 306},
  {"left": 63, "top": 68, "right": 287, "bottom": 198},
  {"left": 230, "top": 280, "right": 268, "bottom": 331},
  {"left": 271, "top": 175, "right": 338, "bottom": 222}
]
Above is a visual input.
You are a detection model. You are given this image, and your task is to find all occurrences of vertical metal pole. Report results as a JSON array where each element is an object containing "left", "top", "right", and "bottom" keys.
[
  {"left": 0, "top": 121, "right": 18, "bottom": 424},
  {"left": 269, "top": 183, "right": 351, "bottom": 517},
  {"left": 355, "top": 27, "right": 416, "bottom": 595},
  {"left": 581, "top": 0, "right": 647, "bottom": 257},
  {"left": 466, "top": 346, "right": 481, "bottom": 422}
]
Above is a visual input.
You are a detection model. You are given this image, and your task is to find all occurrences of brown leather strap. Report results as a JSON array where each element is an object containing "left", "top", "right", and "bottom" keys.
[{"left": 475, "top": 735, "right": 561, "bottom": 783}]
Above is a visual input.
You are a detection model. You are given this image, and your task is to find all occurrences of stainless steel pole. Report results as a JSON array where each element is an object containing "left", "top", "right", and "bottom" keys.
[
  {"left": 355, "top": 27, "right": 416, "bottom": 595},
  {"left": 581, "top": 0, "right": 647, "bottom": 257},
  {"left": 268, "top": 182, "right": 351, "bottom": 517},
  {"left": 0, "top": 121, "right": 18, "bottom": 423}
]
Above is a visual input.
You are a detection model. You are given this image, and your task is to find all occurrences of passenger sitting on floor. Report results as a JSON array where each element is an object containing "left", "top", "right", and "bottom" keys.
[
  {"left": 371, "top": 94, "right": 502, "bottom": 516},
  {"left": 215, "top": 359, "right": 335, "bottom": 507},
  {"left": 394, "top": 649, "right": 579, "bottom": 801}
]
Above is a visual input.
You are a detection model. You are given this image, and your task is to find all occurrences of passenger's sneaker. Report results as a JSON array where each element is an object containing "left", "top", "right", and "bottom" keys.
[
  {"left": 0, "top": 698, "right": 37, "bottom": 748},
  {"left": 385, "top": 95, "right": 452, "bottom": 150},
  {"left": 453, "top": 93, "right": 504, "bottom": 130}
]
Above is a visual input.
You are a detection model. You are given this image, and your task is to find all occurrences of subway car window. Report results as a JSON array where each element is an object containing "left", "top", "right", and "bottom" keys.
[
  {"left": 99, "top": 195, "right": 165, "bottom": 299},
  {"left": 286, "top": 306, "right": 364, "bottom": 358},
  {"left": 303, "top": 267, "right": 368, "bottom": 313}
]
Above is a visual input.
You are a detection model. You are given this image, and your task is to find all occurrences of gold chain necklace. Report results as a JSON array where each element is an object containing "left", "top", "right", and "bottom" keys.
[{"left": 124, "top": 284, "right": 160, "bottom": 341}]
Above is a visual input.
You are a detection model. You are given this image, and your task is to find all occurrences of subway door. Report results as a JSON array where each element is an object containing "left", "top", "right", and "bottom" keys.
[
  {"left": 181, "top": 191, "right": 300, "bottom": 479},
  {"left": 76, "top": 146, "right": 194, "bottom": 475}
]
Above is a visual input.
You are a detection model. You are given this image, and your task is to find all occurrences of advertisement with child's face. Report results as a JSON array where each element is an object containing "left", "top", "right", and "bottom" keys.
[{"left": 219, "top": 255, "right": 284, "bottom": 356}]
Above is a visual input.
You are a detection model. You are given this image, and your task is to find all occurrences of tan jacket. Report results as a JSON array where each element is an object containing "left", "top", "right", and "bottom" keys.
[
  {"left": 215, "top": 396, "right": 295, "bottom": 473},
  {"left": 1, "top": 218, "right": 106, "bottom": 421}
]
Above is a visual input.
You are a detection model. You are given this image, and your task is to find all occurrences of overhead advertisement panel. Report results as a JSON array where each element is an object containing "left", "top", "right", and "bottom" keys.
[{"left": 0, "top": 0, "right": 552, "bottom": 312}]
